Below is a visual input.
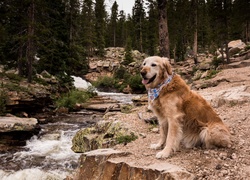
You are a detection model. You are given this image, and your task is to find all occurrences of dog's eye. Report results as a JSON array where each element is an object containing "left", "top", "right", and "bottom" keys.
[
  {"left": 151, "top": 63, "right": 156, "bottom": 67},
  {"left": 143, "top": 62, "right": 146, "bottom": 66}
]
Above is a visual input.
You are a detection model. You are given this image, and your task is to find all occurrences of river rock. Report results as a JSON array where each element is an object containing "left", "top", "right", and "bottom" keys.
[
  {"left": 71, "top": 120, "right": 137, "bottom": 153},
  {"left": 81, "top": 96, "right": 121, "bottom": 112},
  {"left": 0, "top": 116, "right": 38, "bottom": 132},
  {"left": 69, "top": 148, "right": 195, "bottom": 180},
  {"left": 131, "top": 95, "right": 148, "bottom": 106},
  {"left": 0, "top": 116, "right": 39, "bottom": 147}
]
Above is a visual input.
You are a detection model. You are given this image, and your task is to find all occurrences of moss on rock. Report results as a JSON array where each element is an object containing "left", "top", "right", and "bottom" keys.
[{"left": 71, "top": 120, "right": 137, "bottom": 153}]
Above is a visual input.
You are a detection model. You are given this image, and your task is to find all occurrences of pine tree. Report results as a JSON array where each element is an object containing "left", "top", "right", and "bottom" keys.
[
  {"left": 36, "top": 0, "right": 69, "bottom": 75},
  {"left": 116, "top": 10, "right": 126, "bottom": 47},
  {"left": 80, "top": 0, "right": 95, "bottom": 57},
  {"left": 110, "top": 1, "right": 118, "bottom": 47},
  {"left": 123, "top": 36, "right": 134, "bottom": 65},
  {"left": 132, "top": 0, "right": 146, "bottom": 52},
  {"left": 26, "top": 0, "right": 35, "bottom": 82},
  {"left": 207, "top": 0, "right": 232, "bottom": 63},
  {"left": 95, "top": 0, "right": 106, "bottom": 56},
  {"left": 146, "top": 0, "right": 158, "bottom": 55},
  {"left": 231, "top": 0, "right": 250, "bottom": 42}
]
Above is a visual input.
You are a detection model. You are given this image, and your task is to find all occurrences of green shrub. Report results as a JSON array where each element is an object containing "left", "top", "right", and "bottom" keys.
[
  {"left": 205, "top": 70, "right": 220, "bottom": 80},
  {"left": 244, "top": 45, "right": 250, "bottom": 51},
  {"left": 4, "top": 83, "right": 29, "bottom": 92},
  {"left": 115, "top": 132, "right": 138, "bottom": 144},
  {"left": 127, "top": 74, "right": 145, "bottom": 92},
  {"left": 33, "top": 76, "right": 49, "bottom": 86},
  {"left": 114, "top": 66, "right": 130, "bottom": 79},
  {"left": 123, "top": 36, "right": 134, "bottom": 65},
  {"left": 56, "top": 89, "right": 96, "bottom": 111},
  {"left": 211, "top": 57, "right": 223, "bottom": 68},
  {"left": 6, "top": 73, "right": 22, "bottom": 82},
  {"left": 56, "top": 73, "right": 74, "bottom": 91},
  {"left": 93, "top": 76, "right": 117, "bottom": 89}
]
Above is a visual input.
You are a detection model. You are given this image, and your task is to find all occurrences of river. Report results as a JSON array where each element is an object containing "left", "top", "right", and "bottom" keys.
[{"left": 0, "top": 92, "right": 138, "bottom": 180}]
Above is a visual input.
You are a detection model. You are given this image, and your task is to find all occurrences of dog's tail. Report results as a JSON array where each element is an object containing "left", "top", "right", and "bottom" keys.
[{"left": 200, "top": 123, "right": 231, "bottom": 148}]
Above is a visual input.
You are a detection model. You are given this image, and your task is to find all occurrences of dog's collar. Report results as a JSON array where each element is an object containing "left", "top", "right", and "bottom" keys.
[{"left": 148, "top": 74, "right": 174, "bottom": 101}]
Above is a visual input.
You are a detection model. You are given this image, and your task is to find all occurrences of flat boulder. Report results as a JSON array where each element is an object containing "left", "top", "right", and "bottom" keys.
[
  {"left": 0, "top": 116, "right": 38, "bottom": 132},
  {"left": 69, "top": 148, "right": 195, "bottom": 180}
]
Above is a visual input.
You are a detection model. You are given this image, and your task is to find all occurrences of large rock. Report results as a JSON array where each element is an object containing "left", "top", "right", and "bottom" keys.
[
  {"left": 228, "top": 39, "right": 246, "bottom": 49},
  {"left": 81, "top": 95, "right": 121, "bottom": 112},
  {"left": 69, "top": 148, "right": 195, "bottom": 180},
  {"left": 84, "top": 47, "right": 146, "bottom": 82},
  {"left": 0, "top": 116, "right": 38, "bottom": 132},
  {"left": 225, "top": 59, "right": 250, "bottom": 69},
  {"left": 200, "top": 85, "right": 250, "bottom": 108},
  {"left": 1, "top": 70, "right": 58, "bottom": 114},
  {"left": 0, "top": 116, "right": 39, "bottom": 148},
  {"left": 71, "top": 120, "right": 137, "bottom": 153}
]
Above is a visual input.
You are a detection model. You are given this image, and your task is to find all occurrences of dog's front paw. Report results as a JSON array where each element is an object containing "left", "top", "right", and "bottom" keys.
[
  {"left": 150, "top": 143, "right": 162, "bottom": 150},
  {"left": 156, "top": 151, "right": 170, "bottom": 159}
]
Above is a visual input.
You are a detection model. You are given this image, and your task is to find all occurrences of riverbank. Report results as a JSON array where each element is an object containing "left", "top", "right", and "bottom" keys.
[{"left": 70, "top": 66, "right": 250, "bottom": 180}]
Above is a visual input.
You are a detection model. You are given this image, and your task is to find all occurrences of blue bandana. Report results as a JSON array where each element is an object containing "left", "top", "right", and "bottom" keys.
[{"left": 148, "top": 74, "right": 174, "bottom": 101}]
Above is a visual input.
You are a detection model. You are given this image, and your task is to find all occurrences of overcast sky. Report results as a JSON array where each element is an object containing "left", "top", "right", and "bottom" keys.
[{"left": 105, "top": 0, "right": 135, "bottom": 15}]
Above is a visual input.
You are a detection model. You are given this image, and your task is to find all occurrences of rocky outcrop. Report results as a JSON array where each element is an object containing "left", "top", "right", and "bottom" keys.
[
  {"left": 216, "top": 39, "right": 250, "bottom": 61},
  {"left": 133, "top": 75, "right": 250, "bottom": 109},
  {"left": 71, "top": 120, "right": 137, "bottom": 153},
  {"left": 0, "top": 116, "right": 39, "bottom": 148},
  {"left": 81, "top": 96, "right": 121, "bottom": 112},
  {"left": 84, "top": 47, "right": 147, "bottom": 82},
  {"left": 221, "top": 59, "right": 250, "bottom": 69},
  {"left": 69, "top": 148, "right": 195, "bottom": 180},
  {"left": 0, "top": 116, "right": 38, "bottom": 132},
  {"left": 1, "top": 70, "right": 59, "bottom": 114},
  {"left": 200, "top": 85, "right": 250, "bottom": 108}
]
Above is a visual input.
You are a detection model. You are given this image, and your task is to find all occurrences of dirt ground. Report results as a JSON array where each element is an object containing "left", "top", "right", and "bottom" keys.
[{"left": 111, "top": 66, "right": 250, "bottom": 180}]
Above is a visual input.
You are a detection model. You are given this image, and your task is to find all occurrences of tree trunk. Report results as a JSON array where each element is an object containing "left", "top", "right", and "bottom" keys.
[
  {"left": 193, "top": 0, "right": 198, "bottom": 64},
  {"left": 113, "top": 28, "right": 116, "bottom": 47},
  {"left": 225, "top": 41, "right": 230, "bottom": 64},
  {"left": 18, "top": 45, "right": 24, "bottom": 76},
  {"left": 139, "top": 16, "right": 143, "bottom": 52},
  {"left": 220, "top": 43, "right": 225, "bottom": 64},
  {"left": 157, "top": 0, "right": 170, "bottom": 58},
  {"left": 246, "top": 21, "right": 249, "bottom": 42},
  {"left": 27, "top": 0, "right": 35, "bottom": 83}
]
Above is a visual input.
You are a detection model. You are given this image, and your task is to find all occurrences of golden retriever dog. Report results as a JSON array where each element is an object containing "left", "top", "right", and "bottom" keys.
[{"left": 140, "top": 56, "right": 231, "bottom": 159}]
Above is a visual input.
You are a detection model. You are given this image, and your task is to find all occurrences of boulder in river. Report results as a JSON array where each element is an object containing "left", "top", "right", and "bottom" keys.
[
  {"left": 0, "top": 116, "right": 39, "bottom": 148},
  {"left": 0, "top": 116, "right": 38, "bottom": 132},
  {"left": 71, "top": 120, "right": 137, "bottom": 153}
]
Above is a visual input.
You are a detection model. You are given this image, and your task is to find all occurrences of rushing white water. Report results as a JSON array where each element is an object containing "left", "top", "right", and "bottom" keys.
[
  {"left": 0, "top": 122, "right": 81, "bottom": 180},
  {"left": 0, "top": 169, "right": 67, "bottom": 180},
  {"left": 97, "top": 92, "right": 141, "bottom": 104},
  {"left": 71, "top": 75, "right": 92, "bottom": 90},
  {"left": 0, "top": 75, "right": 142, "bottom": 179}
]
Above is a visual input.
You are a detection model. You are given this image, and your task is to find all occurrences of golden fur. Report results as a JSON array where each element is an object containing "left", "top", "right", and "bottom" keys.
[{"left": 141, "top": 56, "right": 231, "bottom": 159}]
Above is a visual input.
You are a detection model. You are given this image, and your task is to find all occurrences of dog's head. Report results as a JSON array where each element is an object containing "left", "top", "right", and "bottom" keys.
[{"left": 140, "top": 56, "right": 172, "bottom": 89}]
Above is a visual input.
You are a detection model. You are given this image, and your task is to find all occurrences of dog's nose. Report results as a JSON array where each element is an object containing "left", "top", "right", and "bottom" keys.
[{"left": 140, "top": 71, "right": 146, "bottom": 78}]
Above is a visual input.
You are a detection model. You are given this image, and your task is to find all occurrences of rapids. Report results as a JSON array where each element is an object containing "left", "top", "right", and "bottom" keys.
[{"left": 0, "top": 91, "right": 139, "bottom": 180}]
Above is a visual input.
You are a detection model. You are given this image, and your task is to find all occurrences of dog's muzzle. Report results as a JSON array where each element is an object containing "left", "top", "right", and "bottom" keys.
[{"left": 141, "top": 72, "right": 157, "bottom": 85}]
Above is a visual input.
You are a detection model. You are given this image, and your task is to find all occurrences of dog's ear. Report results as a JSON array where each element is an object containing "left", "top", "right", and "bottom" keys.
[{"left": 162, "top": 57, "right": 172, "bottom": 75}]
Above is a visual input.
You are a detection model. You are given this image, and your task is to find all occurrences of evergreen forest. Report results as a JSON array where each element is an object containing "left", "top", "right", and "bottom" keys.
[{"left": 0, "top": 0, "right": 249, "bottom": 82}]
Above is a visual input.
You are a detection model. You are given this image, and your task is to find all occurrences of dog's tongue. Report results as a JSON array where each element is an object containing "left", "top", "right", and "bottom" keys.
[{"left": 142, "top": 79, "right": 149, "bottom": 85}]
